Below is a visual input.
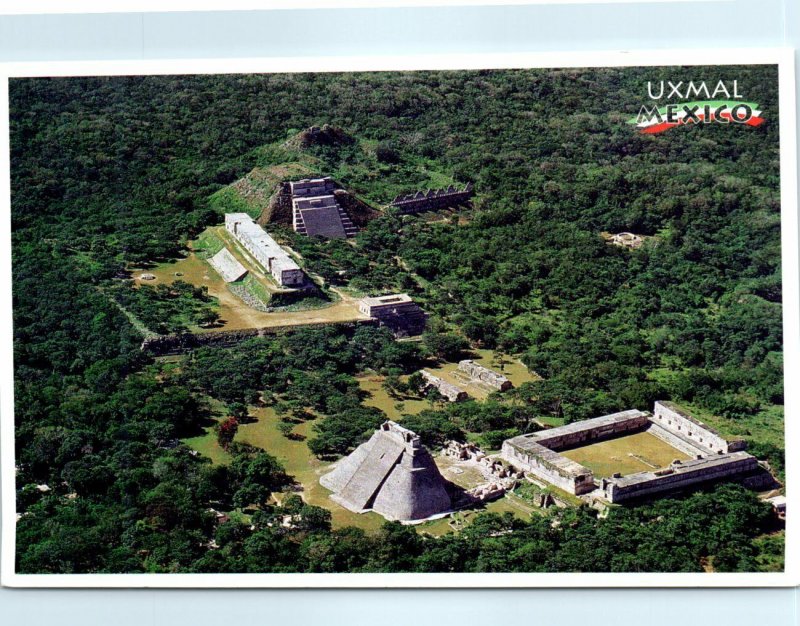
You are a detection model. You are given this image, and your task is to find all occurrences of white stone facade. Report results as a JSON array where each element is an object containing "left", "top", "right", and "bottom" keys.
[{"left": 224, "top": 213, "right": 304, "bottom": 287}]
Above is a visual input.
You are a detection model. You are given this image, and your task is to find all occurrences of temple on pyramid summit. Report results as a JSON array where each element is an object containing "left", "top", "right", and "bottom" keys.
[{"left": 320, "top": 421, "right": 453, "bottom": 522}]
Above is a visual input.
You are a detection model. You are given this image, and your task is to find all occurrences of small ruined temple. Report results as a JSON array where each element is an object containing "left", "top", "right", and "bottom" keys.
[
  {"left": 320, "top": 421, "right": 453, "bottom": 522},
  {"left": 389, "top": 182, "right": 474, "bottom": 214}
]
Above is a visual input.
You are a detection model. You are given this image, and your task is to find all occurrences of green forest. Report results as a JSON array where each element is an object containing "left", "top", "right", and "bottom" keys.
[{"left": 10, "top": 66, "right": 784, "bottom": 574}]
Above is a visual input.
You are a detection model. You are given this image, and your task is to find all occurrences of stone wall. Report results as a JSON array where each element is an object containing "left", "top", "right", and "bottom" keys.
[
  {"left": 530, "top": 410, "right": 650, "bottom": 451},
  {"left": 141, "top": 319, "right": 376, "bottom": 356},
  {"left": 602, "top": 452, "right": 760, "bottom": 503},
  {"left": 389, "top": 183, "right": 474, "bottom": 214},
  {"left": 419, "top": 370, "right": 468, "bottom": 402},
  {"left": 652, "top": 401, "right": 745, "bottom": 454},
  {"left": 647, "top": 422, "right": 708, "bottom": 457},
  {"left": 501, "top": 439, "right": 595, "bottom": 495}
]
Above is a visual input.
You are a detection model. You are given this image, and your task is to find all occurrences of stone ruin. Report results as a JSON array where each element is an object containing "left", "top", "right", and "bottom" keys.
[
  {"left": 419, "top": 370, "right": 468, "bottom": 402},
  {"left": 358, "top": 293, "right": 427, "bottom": 337},
  {"left": 465, "top": 482, "right": 506, "bottom": 503},
  {"left": 610, "top": 232, "right": 644, "bottom": 249},
  {"left": 289, "top": 177, "right": 357, "bottom": 239},
  {"left": 388, "top": 182, "right": 474, "bottom": 214},
  {"left": 457, "top": 359, "right": 513, "bottom": 391},
  {"left": 443, "top": 440, "right": 486, "bottom": 462},
  {"left": 442, "top": 440, "right": 523, "bottom": 506},
  {"left": 501, "top": 402, "right": 776, "bottom": 504},
  {"left": 320, "top": 421, "right": 453, "bottom": 522}
]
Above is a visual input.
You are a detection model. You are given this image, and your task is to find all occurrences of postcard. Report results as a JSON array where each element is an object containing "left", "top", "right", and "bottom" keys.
[{"left": 1, "top": 49, "right": 796, "bottom": 587}]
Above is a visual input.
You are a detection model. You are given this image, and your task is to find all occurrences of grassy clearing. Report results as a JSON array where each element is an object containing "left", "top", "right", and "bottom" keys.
[
  {"left": 181, "top": 406, "right": 386, "bottom": 532},
  {"left": 680, "top": 402, "right": 784, "bottom": 450},
  {"left": 417, "top": 494, "right": 537, "bottom": 537},
  {"left": 535, "top": 416, "right": 566, "bottom": 428},
  {"left": 430, "top": 349, "right": 540, "bottom": 400},
  {"left": 357, "top": 375, "right": 431, "bottom": 421}
]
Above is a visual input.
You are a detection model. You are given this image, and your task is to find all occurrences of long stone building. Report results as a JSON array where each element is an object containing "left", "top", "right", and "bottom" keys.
[
  {"left": 501, "top": 402, "right": 769, "bottom": 503},
  {"left": 320, "top": 421, "right": 453, "bottom": 522},
  {"left": 389, "top": 183, "right": 474, "bottom": 214},
  {"left": 458, "top": 359, "right": 512, "bottom": 391},
  {"left": 224, "top": 213, "right": 305, "bottom": 287},
  {"left": 419, "top": 370, "right": 468, "bottom": 402},
  {"left": 290, "top": 177, "right": 357, "bottom": 238}
]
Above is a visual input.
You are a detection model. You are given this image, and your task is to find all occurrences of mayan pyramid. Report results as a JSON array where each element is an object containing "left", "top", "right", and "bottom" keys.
[
  {"left": 289, "top": 177, "right": 357, "bottom": 239},
  {"left": 320, "top": 421, "right": 453, "bottom": 522}
]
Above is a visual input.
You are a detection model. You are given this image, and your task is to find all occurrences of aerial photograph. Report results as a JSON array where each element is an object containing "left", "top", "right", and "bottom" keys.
[{"left": 8, "top": 64, "right": 787, "bottom": 576}]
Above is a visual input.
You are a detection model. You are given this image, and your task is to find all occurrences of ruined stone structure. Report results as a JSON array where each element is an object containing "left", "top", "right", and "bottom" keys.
[
  {"left": 766, "top": 495, "right": 786, "bottom": 519},
  {"left": 320, "top": 421, "right": 453, "bottom": 522},
  {"left": 290, "top": 177, "right": 357, "bottom": 239},
  {"left": 442, "top": 440, "right": 521, "bottom": 506},
  {"left": 208, "top": 247, "right": 248, "bottom": 283},
  {"left": 419, "top": 370, "right": 468, "bottom": 402},
  {"left": 610, "top": 232, "right": 644, "bottom": 249},
  {"left": 358, "top": 293, "right": 427, "bottom": 337},
  {"left": 502, "top": 403, "right": 767, "bottom": 503},
  {"left": 457, "top": 359, "right": 513, "bottom": 391},
  {"left": 389, "top": 183, "right": 474, "bottom": 214},
  {"left": 225, "top": 213, "right": 305, "bottom": 287},
  {"left": 444, "top": 440, "right": 486, "bottom": 462}
]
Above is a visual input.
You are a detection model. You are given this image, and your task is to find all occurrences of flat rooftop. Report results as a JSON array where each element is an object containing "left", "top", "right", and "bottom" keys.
[
  {"left": 361, "top": 293, "right": 413, "bottom": 307},
  {"left": 506, "top": 409, "right": 648, "bottom": 454}
]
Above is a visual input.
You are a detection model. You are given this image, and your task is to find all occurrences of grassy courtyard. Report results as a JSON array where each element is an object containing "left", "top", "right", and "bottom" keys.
[{"left": 560, "top": 430, "right": 691, "bottom": 477}]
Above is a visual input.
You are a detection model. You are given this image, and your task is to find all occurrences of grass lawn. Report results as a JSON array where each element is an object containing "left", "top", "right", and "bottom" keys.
[{"left": 357, "top": 375, "right": 431, "bottom": 421}]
